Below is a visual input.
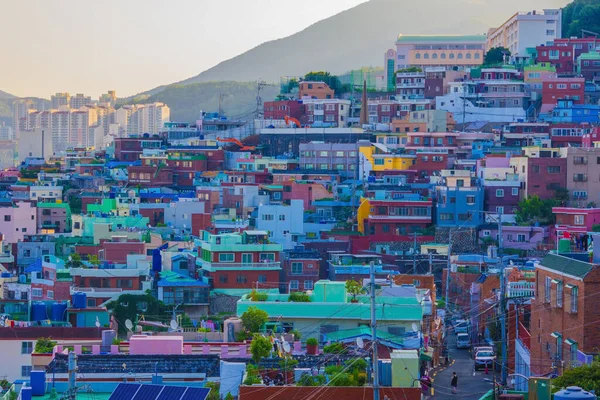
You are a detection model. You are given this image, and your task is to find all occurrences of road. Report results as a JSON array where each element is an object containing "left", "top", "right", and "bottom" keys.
[{"left": 428, "top": 333, "right": 497, "bottom": 399}]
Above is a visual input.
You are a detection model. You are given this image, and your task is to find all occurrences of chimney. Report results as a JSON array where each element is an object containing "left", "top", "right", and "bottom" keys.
[{"left": 360, "top": 80, "right": 368, "bottom": 126}]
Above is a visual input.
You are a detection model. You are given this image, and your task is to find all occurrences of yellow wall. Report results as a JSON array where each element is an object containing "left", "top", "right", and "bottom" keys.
[
  {"left": 357, "top": 198, "right": 370, "bottom": 234},
  {"left": 359, "top": 146, "right": 414, "bottom": 172}
]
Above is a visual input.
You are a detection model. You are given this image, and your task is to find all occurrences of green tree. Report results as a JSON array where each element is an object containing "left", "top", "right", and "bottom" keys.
[
  {"left": 298, "top": 374, "right": 326, "bottom": 386},
  {"left": 240, "top": 306, "right": 269, "bottom": 333},
  {"left": 515, "top": 195, "right": 556, "bottom": 225},
  {"left": 106, "top": 293, "right": 168, "bottom": 335},
  {"left": 34, "top": 338, "right": 57, "bottom": 354},
  {"left": 67, "top": 253, "right": 82, "bottom": 268},
  {"left": 484, "top": 47, "right": 511, "bottom": 65},
  {"left": 68, "top": 196, "right": 82, "bottom": 214},
  {"left": 552, "top": 358, "right": 600, "bottom": 393},
  {"left": 562, "top": 0, "right": 600, "bottom": 39},
  {"left": 303, "top": 71, "right": 344, "bottom": 94},
  {"left": 250, "top": 334, "right": 272, "bottom": 364},
  {"left": 88, "top": 254, "right": 100, "bottom": 267},
  {"left": 205, "top": 382, "right": 220, "bottom": 400},
  {"left": 345, "top": 280, "right": 365, "bottom": 301}
]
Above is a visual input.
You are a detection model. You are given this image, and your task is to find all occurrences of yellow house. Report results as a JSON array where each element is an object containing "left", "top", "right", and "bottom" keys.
[
  {"left": 359, "top": 145, "right": 415, "bottom": 172},
  {"left": 357, "top": 198, "right": 370, "bottom": 234}
]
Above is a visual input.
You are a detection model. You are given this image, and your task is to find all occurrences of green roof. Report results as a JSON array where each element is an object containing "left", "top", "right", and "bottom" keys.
[
  {"left": 540, "top": 253, "right": 595, "bottom": 279},
  {"left": 38, "top": 202, "right": 70, "bottom": 209},
  {"left": 324, "top": 326, "right": 404, "bottom": 343},
  {"left": 396, "top": 34, "right": 487, "bottom": 43},
  {"left": 578, "top": 51, "right": 600, "bottom": 60}
]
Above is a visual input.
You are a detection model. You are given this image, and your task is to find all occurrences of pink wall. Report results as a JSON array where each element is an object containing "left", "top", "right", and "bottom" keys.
[
  {"left": 0, "top": 202, "right": 37, "bottom": 244},
  {"left": 128, "top": 335, "right": 183, "bottom": 355}
]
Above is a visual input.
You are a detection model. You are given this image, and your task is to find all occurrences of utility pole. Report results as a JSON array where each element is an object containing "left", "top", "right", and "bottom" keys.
[
  {"left": 256, "top": 80, "right": 267, "bottom": 120},
  {"left": 370, "top": 261, "right": 380, "bottom": 400},
  {"left": 412, "top": 233, "right": 418, "bottom": 273},
  {"left": 445, "top": 229, "right": 452, "bottom": 317},
  {"left": 498, "top": 209, "right": 508, "bottom": 385},
  {"left": 428, "top": 253, "right": 433, "bottom": 275}
]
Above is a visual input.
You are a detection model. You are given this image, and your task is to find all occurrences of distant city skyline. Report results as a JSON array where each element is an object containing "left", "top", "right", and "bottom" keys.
[{"left": 0, "top": 0, "right": 367, "bottom": 99}]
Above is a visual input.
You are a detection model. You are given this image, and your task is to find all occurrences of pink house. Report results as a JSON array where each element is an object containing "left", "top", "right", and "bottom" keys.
[
  {"left": 0, "top": 202, "right": 37, "bottom": 244},
  {"left": 128, "top": 335, "right": 184, "bottom": 355},
  {"left": 554, "top": 207, "right": 600, "bottom": 232}
]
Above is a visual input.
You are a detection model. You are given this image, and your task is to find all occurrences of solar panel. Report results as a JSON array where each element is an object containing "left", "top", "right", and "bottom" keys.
[
  {"left": 109, "top": 383, "right": 141, "bottom": 400},
  {"left": 180, "top": 387, "right": 211, "bottom": 400},
  {"left": 155, "top": 385, "right": 187, "bottom": 400},
  {"left": 132, "top": 384, "right": 163, "bottom": 400}
]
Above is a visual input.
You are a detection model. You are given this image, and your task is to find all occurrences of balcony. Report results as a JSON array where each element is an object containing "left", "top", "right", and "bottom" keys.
[
  {"left": 198, "top": 261, "right": 281, "bottom": 272},
  {"left": 507, "top": 281, "right": 536, "bottom": 298},
  {"left": 70, "top": 286, "right": 147, "bottom": 298}
]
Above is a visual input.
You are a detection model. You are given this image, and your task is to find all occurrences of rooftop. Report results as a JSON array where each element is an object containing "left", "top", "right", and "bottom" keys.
[
  {"left": 396, "top": 34, "right": 487, "bottom": 43},
  {"left": 539, "top": 253, "right": 596, "bottom": 279}
]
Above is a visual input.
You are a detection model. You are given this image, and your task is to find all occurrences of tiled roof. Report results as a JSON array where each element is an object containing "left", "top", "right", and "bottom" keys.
[{"left": 540, "top": 253, "right": 595, "bottom": 279}]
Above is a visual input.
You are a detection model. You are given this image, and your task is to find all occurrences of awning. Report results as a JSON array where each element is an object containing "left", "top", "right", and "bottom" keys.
[
  {"left": 551, "top": 332, "right": 562, "bottom": 339},
  {"left": 564, "top": 338, "right": 577, "bottom": 346},
  {"left": 565, "top": 284, "right": 576, "bottom": 290},
  {"left": 420, "top": 347, "right": 434, "bottom": 361}
]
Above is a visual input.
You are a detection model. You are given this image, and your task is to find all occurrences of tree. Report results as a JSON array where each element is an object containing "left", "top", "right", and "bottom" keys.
[
  {"left": 67, "top": 253, "right": 82, "bottom": 268},
  {"left": 106, "top": 293, "right": 168, "bottom": 335},
  {"left": 250, "top": 334, "right": 272, "bottom": 364},
  {"left": 240, "top": 306, "right": 268, "bottom": 333},
  {"left": 35, "top": 338, "right": 57, "bottom": 354},
  {"left": 484, "top": 47, "right": 511, "bottom": 65},
  {"left": 345, "top": 280, "right": 365, "bottom": 301},
  {"left": 205, "top": 382, "right": 220, "bottom": 400},
  {"left": 552, "top": 358, "right": 600, "bottom": 393},
  {"left": 562, "top": 0, "right": 600, "bottom": 39},
  {"left": 515, "top": 195, "right": 556, "bottom": 225},
  {"left": 88, "top": 255, "right": 100, "bottom": 267},
  {"left": 303, "top": 71, "right": 343, "bottom": 94}
]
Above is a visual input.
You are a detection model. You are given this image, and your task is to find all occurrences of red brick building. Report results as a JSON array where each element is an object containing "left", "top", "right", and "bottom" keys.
[
  {"left": 542, "top": 76, "right": 585, "bottom": 108},
  {"left": 281, "top": 248, "right": 321, "bottom": 293},
  {"left": 113, "top": 137, "right": 162, "bottom": 162},
  {"left": 361, "top": 194, "right": 433, "bottom": 236},
  {"left": 298, "top": 81, "right": 334, "bottom": 99},
  {"left": 536, "top": 45, "right": 576, "bottom": 74},
  {"left": 526, "top": 157, "right": 567, "bottom": 200},
  {"left": 127, "top": 165, "right": 174, "bottom": 187},
  {"left": 263, "top": 100, "right": 304, "bottom": 120},
  {"left": 530, "top": 254, "right": 600, "bottom": 375},
  {"left": 99, "top": 239, "right": 145, "bottom": 264}
]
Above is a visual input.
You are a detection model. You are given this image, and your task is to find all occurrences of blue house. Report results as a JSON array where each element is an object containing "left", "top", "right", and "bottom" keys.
[
  {"left": 541, "top": 99, "right": 600, "bottom": 124},
  {"left": 434, "top": 170, "right": 484, "bottom": 228}
]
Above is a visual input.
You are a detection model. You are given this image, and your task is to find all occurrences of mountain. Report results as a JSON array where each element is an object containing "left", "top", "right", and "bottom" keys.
[
  {"left": 0, "top": 90, "right": 16, "bottom": 101},
  {"left": 136, "top": 81, "right": 279, "bottom": 123},
  {"left": 172, "top": 0, "right": 568, "bottom": 86}
]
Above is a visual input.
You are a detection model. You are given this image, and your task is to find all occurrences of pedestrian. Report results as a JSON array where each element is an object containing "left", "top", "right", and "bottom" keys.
[{"left": 451, "top": 372, "right": 458, "bottom": 394}]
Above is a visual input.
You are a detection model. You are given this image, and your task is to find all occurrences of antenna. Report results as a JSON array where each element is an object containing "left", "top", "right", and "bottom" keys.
[
  {"left": 125, "top": 319, "right": 133, "bottom": 331},
  {"left": 282, "top": 341, "right": 291, "bottom": 354},
  {"left": 356, "top": 337, "right": 365, "bottom": 349}
]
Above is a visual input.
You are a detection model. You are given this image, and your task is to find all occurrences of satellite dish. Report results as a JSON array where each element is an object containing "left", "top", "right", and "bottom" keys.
[
  {"left": 125, "top": 319, "right": 133, "bottom": 331},
  {"left": 356, "top": 337, "right": 365, "bottom": 349},
  {"left": 170, "top": 320, "right": 178, "bottom": 330},
  {"left": 412, "top": 323, "right": 419, "bottom": 333},
  {"left": 282, "top": 341, "right": 291, "bottom": 354},
  {"left": 95, "top": 316, "right": 100, "bottom": 328}
]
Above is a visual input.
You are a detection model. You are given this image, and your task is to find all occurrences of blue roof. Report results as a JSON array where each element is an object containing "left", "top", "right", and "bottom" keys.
[
  {"left": 25, "top": 259, "right": 42, "bottom": 273},
  {"left": 105, "top": 160, "right": 141, "bottom": 168}
]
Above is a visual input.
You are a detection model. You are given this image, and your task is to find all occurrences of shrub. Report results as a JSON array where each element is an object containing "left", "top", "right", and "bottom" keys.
[
  {"left": 34, "top": 337, "right": 57, "bottom": 354},
  {"left": 325, "top": 365, "right": 344, "bottom": 376},
  {"left": 323, "top": 342, "right": 346, "bottom": 354},
  {"left": 298, "top": 374, "right": 326, "bottom": 386},
  {"left": 279, "top": 357, "right": 298, "bottom": 371},
  {"left": 288, "top": 292, "right": 310, "bottom": 302},
  {"left": 306, "top": 338, "right": 318, "bottom": 346},
  {"left": 290, "top": 329, "right": 301, "bottom": 340},
  {"left": 243, "top": 364, "right": 262, "bottom": 385},
  {"left": 240, "top": 306, "right": 269, "bottom": 333},
  {"left": 250, "top": 334, "right": 272, "bottom": 364}
]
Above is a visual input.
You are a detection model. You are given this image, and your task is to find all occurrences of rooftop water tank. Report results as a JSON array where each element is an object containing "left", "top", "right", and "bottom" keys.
[
  {"left": 51, "top": 302, "right": 68, "bottom": 322},
  {"left": 30, "top": 371, "right": 46, "bottom": 396},
  {"left": 31, "top": 302, "right": 48, "bottom": 321},
  {"left": 554, "top": 387, "right": 597, "bottom": 400},
  {"left": 73, "top": 292, "right": 87, "bottom": 309}
]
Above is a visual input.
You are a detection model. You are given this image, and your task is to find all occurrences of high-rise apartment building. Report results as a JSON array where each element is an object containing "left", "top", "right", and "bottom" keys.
[
  {"left": 12, "top": 99, "right": 35, "bottom": 131},
  {"left": 121, "top": 102, "right": 170, "bottom": 136},
  {"left": 51, "top": 93, "right": 71, "bottom": 109},
  {"left": 70, "top": 93, "right": 92, "bottom": 109},
  {"left": 99, "top": 91, "right": 117, "bottom": 107}
]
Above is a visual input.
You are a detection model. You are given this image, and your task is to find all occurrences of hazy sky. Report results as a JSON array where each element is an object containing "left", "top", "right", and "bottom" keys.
[{"left": 0, "top": 0, "right": 367, "bottom": 99}]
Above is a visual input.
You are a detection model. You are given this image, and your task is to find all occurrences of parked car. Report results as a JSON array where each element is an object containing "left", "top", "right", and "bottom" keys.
[
  {"left": 474, "top": 350, "right": 496, "bottom": 370},
  {"left": 456, "top": 333, "right": 471, "bottom": 349},
  {"left": 471, "top": 345, "right": 494, "bottom": 359},
  {"left": 454, "top": 319, "right": 469, "bottom": 334}
]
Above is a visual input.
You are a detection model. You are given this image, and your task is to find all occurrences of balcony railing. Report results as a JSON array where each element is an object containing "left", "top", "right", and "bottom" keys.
[
  {"left": 507, "top": 282, "right": 536, "bottom": 298},
  {"left": 198, "top": 261, "right": 280, "bottom": 270}
]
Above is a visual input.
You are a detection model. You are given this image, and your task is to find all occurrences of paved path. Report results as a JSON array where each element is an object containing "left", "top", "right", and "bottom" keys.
[{"left": 428, "top": 333, "right": 497, "bottom": 399}]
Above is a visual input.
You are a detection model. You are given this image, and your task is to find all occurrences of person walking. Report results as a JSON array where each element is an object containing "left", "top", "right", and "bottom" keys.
[{"left": 451, "top": 372, "right": 458, "bottom": 394}]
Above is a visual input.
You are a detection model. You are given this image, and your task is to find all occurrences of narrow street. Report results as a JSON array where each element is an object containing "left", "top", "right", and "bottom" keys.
[{"left": 429, "top": 333, "right": 497, "bottom": 399}]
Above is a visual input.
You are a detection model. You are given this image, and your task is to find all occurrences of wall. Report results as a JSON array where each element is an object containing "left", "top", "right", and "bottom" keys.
[
  {"left": 256, "top": 200, "right": 304, "bottom": 250},
  {"left": 0, "top": 202, "right": 37, "bottom": 244},
  {"left": 239, "top": 386, "right": 421, "bottom": 400}
]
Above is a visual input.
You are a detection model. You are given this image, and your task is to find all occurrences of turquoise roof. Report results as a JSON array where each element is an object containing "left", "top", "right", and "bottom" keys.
[{"left": 396, "top": 34, "right": 487, "bottom": 43}]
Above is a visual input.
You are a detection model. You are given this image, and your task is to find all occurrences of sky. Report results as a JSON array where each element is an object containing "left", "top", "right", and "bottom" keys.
[{"left": 0, "top": 0, "right": 367, "bottom": 99}]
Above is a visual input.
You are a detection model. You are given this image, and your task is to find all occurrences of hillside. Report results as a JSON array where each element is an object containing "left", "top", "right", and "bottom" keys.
[
  {"left": 170, "top": 0, "right": 567, "bottom": 86},
  {"left": 0, "top": 90, "right": 16, "bottom": 101},
  {"left": 562, "top": 0, "right": 600, "bottom": 38},
  {"left": 138, "top": 81, "right": 279, "bottom": 122}
]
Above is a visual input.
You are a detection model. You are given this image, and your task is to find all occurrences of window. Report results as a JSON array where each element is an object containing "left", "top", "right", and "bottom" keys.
[
  {"left": 117, "top": 279, "right": 132, "bottom": 289},
  {"left": 574, "top": 215, "right": 584, "bottom": 225},
  {"left": 546, "top": 29, "right": 555, "bottom": 35},
  {"left": 375, "top": 159, "right": 385, "bottom": 166},
  {"left": 439, "top": 213, "right": 453, "bottom": 220},
  {"left": 335, "top": 151, "right": 345, "bottom": 157},
  {"left": 236, "top": 275, "right": 247, "bottom": 284},
  {"left": 259, "top": 253, "right": 275, "bottom": 262},
  {"left": 496, "top": 189, "right": 504, "bottom": 197},
  {"left": 32, "top": 288, "right": 42, "bottom": 298},
  {"left": 483, "top": 230, "right": 491, "bottom": 237},
  {"left": 573, "top": 156, "right": 587, "bottom": 165},
  {"left": 290, "top": 280, "right": 299, "bottom": 290},
  {"left": 279, "top": 214, "right": 285, "bottom": 221},
  {"left": 21, "top": 342, "right": 33, "bottom": 354},
  {"left": 262, "top": 214, "right": 274, "bottom": 221},
  {"left": 573, "top": 174, "right": 587, "bottom": 182},
  {"left": 571, "top": 286, "right": 578, "bottom": 313},
  {"left": 517, "top": 234, "right": 526, "bottom": 242},
  {"left": 219, "top": 275, "right": 228, "bottom": 284},
  {"left": 556, "top": 281, "right": 563, "bottom": 307},
  {"left": 21, "top": 366, "right": 32, "bottom": 378},
  {"left": 258, "top": 275, "right": 267, "bottom": 283},
  {"left": 569, "top": 341, "right": 578, "bottom": 364},
  {"left": 547, "top": 166, "right": 560, "bottom": 174},
  {"left": 242, "top": 253, "right": 253, "bottom": 264},
  {"left": 466, "top": 195, "right": 475, "bottom": 205},
  {"left": 320, "top": 151, "right": 328, "bottom": 157},
  {"left": 304, "top": 280, "right": 314, "bottom": 290},
  {"left": 47, "top": 290, "right": 54, "bottom": 299},
  {"left": 219, "top": 253, "right": 235, "bottom": 263},
  {"left": 545, "top": 277, "right": 551, "bottom": 303},
  {"left": 512, "top": 188, "right": 519, "bottom": 196},
  {"left": 4, "top": 215, "right": 10, "bottom": 221},
  {"left": 291, "top": 262, "right": 303, "bottom": 275}
]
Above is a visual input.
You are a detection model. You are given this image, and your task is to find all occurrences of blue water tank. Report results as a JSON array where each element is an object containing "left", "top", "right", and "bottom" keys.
[
  {"left": 51, "top": 302, "right": 68, "bottom": 322},
  {"left": 0, "top": 272, "right": 11, "bottom": 278},
  {"left": 378, "top": 359, "right": 392, "bottom": 387},
  {"left": 19, "top": 274, "right": 26, "bottom": 284},
  {"left": 30, "top": 371, "right": 46, "bottom": 396},
  {"left": 554, "top": 387, "right": 597, "bottom": 400},
  {"left": 20, "top": 386, "right": 32, "bottom": 400},
  {"left": 31, "top": 302, "right": 48, "bottom": 321},
  {"left": 73, "top": 292, "right": 87, "bottom": 309}
]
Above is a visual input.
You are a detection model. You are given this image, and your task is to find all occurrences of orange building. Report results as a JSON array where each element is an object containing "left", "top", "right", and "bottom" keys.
[{"left": 298, "top": 81, "right": 334, "bottom": 99}]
